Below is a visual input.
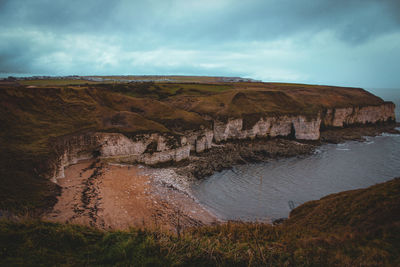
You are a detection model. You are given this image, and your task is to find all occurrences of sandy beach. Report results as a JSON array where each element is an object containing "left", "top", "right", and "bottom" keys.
[{"left": 45, "top": 160, "right": 217, "bottom": 232}]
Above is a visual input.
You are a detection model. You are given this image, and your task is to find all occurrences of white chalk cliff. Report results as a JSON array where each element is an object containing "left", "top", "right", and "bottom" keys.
[{"left": 50, "top": 102, "right": 395, "bottom": 183}]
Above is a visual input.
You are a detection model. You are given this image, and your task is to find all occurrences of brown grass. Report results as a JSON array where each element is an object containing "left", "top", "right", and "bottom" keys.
[{"left": 1, "top": 177, "right": 399, "bottom": 266}]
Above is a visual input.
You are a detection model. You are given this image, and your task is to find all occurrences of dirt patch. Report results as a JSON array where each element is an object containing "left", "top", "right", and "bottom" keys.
[{"left": 44, "top": 160, "right": 217, "bottom": 232}]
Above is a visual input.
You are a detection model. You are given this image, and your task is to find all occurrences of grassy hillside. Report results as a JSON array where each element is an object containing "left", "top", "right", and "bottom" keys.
[
  {"left": 1, "top": 178, "right": 399, "bottom": 266},
  {"left": 167, "top": 83, "right": 384, "bottom": 120},
  {"left": 0, "top": 80, "right": 387, "bottom": 213}
]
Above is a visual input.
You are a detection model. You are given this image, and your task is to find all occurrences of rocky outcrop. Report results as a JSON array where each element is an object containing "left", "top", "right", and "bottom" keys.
[
  {"left": 212, "top": 103, "right": 395, "bottom": 143},
  {"left": 292, "top": 116, "right": 322, "bottom": 140},
  {"left": 213, "top": 116, "right": 322, "bottom": 142},
  {"left": 322, "top": 102, "right": 395, "bottom": 128},
  {"left": 49, "top": 102, "right": 395, "bottom": 183},
  {"left": 50, "top": 133, "right": 189, "bottom": 182},
  {"left": 184, "top": 130, "right": 214, "bottom": 153}
]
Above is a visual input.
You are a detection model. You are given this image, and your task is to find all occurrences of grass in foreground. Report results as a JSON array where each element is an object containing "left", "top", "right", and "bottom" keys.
[{"left": 1, "top": 177, "right": 399, "bottom": 266}]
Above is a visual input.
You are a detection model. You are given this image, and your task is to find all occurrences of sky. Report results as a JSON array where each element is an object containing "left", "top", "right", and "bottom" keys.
[{"left": 1, "top": 0, "right": 400, "bottom": 88}]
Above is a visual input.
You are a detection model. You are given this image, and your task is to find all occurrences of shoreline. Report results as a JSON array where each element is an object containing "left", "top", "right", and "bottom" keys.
[
  {"left": 173, "top": 122, "right": 400, "bottom": 180},
  {"left": 44, "top": 160, "right": 219, "bottom": 232},
  {"left": 44, "top": 122, "right": 400, "bottom": 230}
]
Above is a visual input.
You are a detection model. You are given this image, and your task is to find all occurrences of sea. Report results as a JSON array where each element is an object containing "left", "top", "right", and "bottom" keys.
[{"left": 192, "top": 88, "right": 400, "bottom": 221}]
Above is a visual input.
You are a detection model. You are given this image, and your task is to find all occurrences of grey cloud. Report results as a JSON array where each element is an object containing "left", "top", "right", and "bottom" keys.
[
  {"left": 0, "top": 36, "right": 41, "bottom": 73},
  {"left": 1, "top": 0, "right": 399, "bottom": 44},
  {"left": 0, "top": 0, "right": 399, "bottom": 87},
  {"left": 0, "top": 0, "right": 118, "bottom": 33}
]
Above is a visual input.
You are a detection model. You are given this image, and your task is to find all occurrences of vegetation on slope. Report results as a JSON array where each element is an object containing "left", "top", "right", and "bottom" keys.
[
  {"left": 166, "top": 82, "right": 385, "bottom": 120},
  {"left": 1, "top": 177, "right": 399, "bottom": 266}
]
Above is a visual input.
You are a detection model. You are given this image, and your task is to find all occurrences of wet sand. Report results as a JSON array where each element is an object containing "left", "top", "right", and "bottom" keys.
[{"left": 45, "top": 160, "right": 217, "bottom": 232}]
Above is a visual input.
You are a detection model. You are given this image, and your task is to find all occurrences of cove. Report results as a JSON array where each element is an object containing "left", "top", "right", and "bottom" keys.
[
  {"left": 191, "top": 88, "right": 400, "bottom": 222},
  {"left": 191, "top": 130, "right": 400, "bottom": 221}
]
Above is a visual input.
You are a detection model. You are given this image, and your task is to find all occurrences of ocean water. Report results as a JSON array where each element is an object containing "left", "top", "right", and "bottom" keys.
[{"left": 192, "top": 88, "right": 400, "bottom": 221}]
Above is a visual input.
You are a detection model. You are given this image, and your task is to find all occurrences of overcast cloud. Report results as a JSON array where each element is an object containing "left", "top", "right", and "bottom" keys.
[{"left": 1, "top": 0, "right": 400, "bottom": 87}]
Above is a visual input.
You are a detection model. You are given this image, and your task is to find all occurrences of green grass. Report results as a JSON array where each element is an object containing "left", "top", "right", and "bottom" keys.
[
  {"left": 0, "top": 220, "right": 175, "bottom": 266},
  {"left": 96, "top": 82, "right": 233, "bottom": 100},
  {"left": 1, "top": 178, "right": 399, "bottom": 266},
  {"left": 19, "top": 79, "right": 104, "bottom": 86},
  {"left": 92, "top": 75, "right": 228, "bottom": 83},
  {"left": 159, "top": 83, "right": 233, "bottom": 94}
]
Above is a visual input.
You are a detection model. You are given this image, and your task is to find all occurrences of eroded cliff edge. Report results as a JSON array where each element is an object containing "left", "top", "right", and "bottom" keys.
[{"left": 49, "top": 102, "right": 396, "bottom": 183}]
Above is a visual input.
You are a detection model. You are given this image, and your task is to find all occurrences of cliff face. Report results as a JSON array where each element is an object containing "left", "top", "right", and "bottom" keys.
[
  {"left": 50, "top": 133, "right": 190, "bottom": 182},
  {"left": 213, "top": 116, "right": 322, "bottom": 141},
  {"left": 323, "top": 102, "right": 395, "bottom": 127},
  {"left": 50, "top": 102, "right": 396, "bottom": 183}
]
